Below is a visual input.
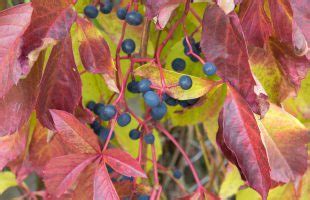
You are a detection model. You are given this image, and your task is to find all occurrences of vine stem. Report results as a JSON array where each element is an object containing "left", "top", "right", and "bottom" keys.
[
  {"left": 156, "top": 124, "right": 203, "bottom": 188},
  {"left": 194, "top": 125, "right": 212, "bottom": 173}
]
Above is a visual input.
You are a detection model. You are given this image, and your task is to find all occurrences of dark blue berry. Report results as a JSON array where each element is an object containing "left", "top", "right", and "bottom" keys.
[
  {"left": 99, "top": 127, "right": 115, "bottom": 141},
  {"left": 99, "top": 105, "right": 116, "bottom": 120},
  {"left": 144, "top": 133, "right": 155, "bottom": 144},
  {"left": 173, "top": 169, "right": 182, "bottom": 179},
  {"left": 121, "top": 176, "right": 134, "bottom": 182},
  {"left": 151, "top": 103, "right": 167, "bottom": 120},
  {"left": 164, "top": 95, "right": 178, "bottom": 106},
  {"left": 84, "top": 5, "right": 99, "bottom": 19},
  {"left": 117, "top": 8, "right": 127, "bottom": 20},
  {"left": 86, "top": 101, "right": 96, "bottom": 111},
  {"left": 203, "top": 62, "right": 217, "bottom": 76},
  {"left": 127, "top": 80, "right": 140, "bottom": 93},
  {"left": 107, "top": 165, "right": 114, "bottom": 173},
  {"left": 195, "top": 42, "right": 201, "bottom": 54},
  {"left": 179, "top": 100, "right": 190, "bottom": 108},
  {"left": 187, "top": 98, "right": 199, "bottom": 105},
  {"left": 179, "top": 75, "right": 192, "bottom": 90},
  {"left": 125, "top": 11, "right": 143, "bottom": 26},
  {"left": 189, "top": 55, "right": 199, "bottom": 62},
  {"left": 143, "top": 91, "right": 160, "bottom": 108},
  {"left": 122, "top": 39, "right": 136, "bottom": 54},
  {"left": 183, "top": 37, "right": 195, "bottom": 48},
  {"left": 138, "top": 79, "right": 152, "bottom": 93},
  {"left": 129, "top": 129, "right": 141, "bottom": 140},
  {"left": 138, "top": 195, "right": 150, "bottom": 200},
  {"left": 117, "top": 113, "right": 131, "bottom": 127},
  {"left": 94, "top": 103, "right": 105, "bottom": 115},
  {"left": 172, "top": 58, "right": 186, "bottom": 72},
  {"left": 100, "top": 0, "right": 113, "bottom": 14},
  {"left": 90, "top": 120, "right": 101, "bottom": 132}
]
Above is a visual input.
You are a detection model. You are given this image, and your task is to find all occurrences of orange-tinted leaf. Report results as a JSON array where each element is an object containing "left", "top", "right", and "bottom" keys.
[
  {"left": 103, "top": 148, "right": 147, "bottom": 178},
  {"left": 36, "top": 36, "right": 82, "bottom": 130},
  {"left": 0, "top": 124, "right": 28, "bottom": 170},
  {"left": 238, "top": 0, "right": 272, "bottom": 47},
  {"left": 134, "top": 64, "right": 217, "bottom": 100},
  {"left": 0, "top": 52, "right": 43, "bottom": 136},
  {"left": 258, "top": 104, "right": 309, "bottom": 183},
  {"left": 20, "top": 0, "right": 76, "bottom": 73},
  {"left": 29, "top": 122, "right": 67, "bottom": 176},
  {"left": 114, "top": 181, "right": 152, "bottom": 198},
  {"left": 0, "top": 3, "right": 33, "bottom": 98},
  {"left": 50, "top": 109, "right": 101, "bottom": 154},
  {"left": 201, "top": 5, "right": 269, "bottom": 116},
  {"left": 76, "top": 17, "right": 115, "bottom": 75},
  {"left": 43, "top": 154, "right": 97, "bottom": 198},
  {"left": 93, "top": 163, "right": 119, "bottom": 200},
  {"left": 217, "top": 85, "right": 271, "bottom": 199}
]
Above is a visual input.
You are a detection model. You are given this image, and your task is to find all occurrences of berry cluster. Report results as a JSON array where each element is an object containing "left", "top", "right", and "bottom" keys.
[{"left": 84, "top": 0, "right": 143, "bottom": 26}]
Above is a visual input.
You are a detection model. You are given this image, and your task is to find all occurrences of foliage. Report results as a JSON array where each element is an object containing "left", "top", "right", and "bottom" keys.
[{"left": 0, "top": 0, "right": 308, "bottom": 199}]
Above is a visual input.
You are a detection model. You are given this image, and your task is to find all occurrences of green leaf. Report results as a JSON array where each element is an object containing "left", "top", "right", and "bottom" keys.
[
  {"left": 74, "top": 0, "right": 92, "bottom": 13},
  {"left": 219, "top": 165, "right": 244, "bottom": 199},
  {"left": 115, "top": 116, "right": 162, "bottom": 172},
  {"left": 134, "top": 64, "right": 219, "bottom": 100},
  {"left": 0, "top": 171, "right": 17, "bottom": 194}
]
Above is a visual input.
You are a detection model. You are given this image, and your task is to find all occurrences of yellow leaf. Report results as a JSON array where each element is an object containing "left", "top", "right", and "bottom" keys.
[
  {"left": 0, "top": 171, "right": 17, "bottom": 194},
  {"left": 219, "top": 165, "right": 244, "bottom": 198}
]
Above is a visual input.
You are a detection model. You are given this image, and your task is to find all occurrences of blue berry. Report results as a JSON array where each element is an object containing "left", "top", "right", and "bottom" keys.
[
  {"left": 195, "top": 42, "right": 201, "bottom": 54},
  {"left": 99, "top": 127, "right": 115, "bottom": 141},
  {"left": 143, "top": 91, "right": 160, "bottom": 108},
  {"left": 179, "top": 75, "right": 192, "bottom": 90},
  {"left": 125, "top": 11, "right": 143, "bottom": 26},
  {"left": 117, "top": 113, "right": 131, "bottom": 127},
  {"left": 186, "top": 98, "right": 199, "bottom": 105},
  {"left": 100, "top": 0, "right": 113, "bottom": 14},
  {"left": 100, "top": 105, "right": 116, "bottom": 120},
  {"left": 203, "top": 62, "right": 217, "bottom": 76},
  {"left": 183, "top": 37, "right": 195, "bottom": 48},
  {"left": 86, "top": 101, "right": 96, "bottom": 111},
  {"left": 138, "top": 79, "right": 152, "bottom": 93},
  {"left": 122, "top": 176, "right": 134, "bottom": 182},
  {"left": 164, "top": 95, "right": 178, "bottom": 106},
  {"left": 122, "top": 39, "right": 136, "bottom": 54},
  {"left": 173, "top": 169, "right": 182, "bottom": 179},
  {"left": 107, "top": 165, "right": 114, "bottom": 173},
  {"left": 90, "top": 120, "right": 101, "bottom": 132},
  {"left": 179, "top": 100, "right": 190, "bottom": 108},
  {"left": 151, "top": 103, "right": 167, "bottom": 120},
  {"left": 138, "top": 195, "right": 150, "bottom": 200},
  {"left": 84, "top": 5, "right": 99, "bottom": 19},
  {"left": 129, "top": 129, "right": 141, "bottom": 140},
  {"left": 144, "top": 133, "right": 155, "bottom": 144},
  {"left": 127, "top": 80, "right": 140, "bottom": 93},
  {"left": 172, "top": 58, "right": 186, "bottom": 72},
  {"left": 117, "top": 8, "right": 127, "bottom": 20},
  {"left": 94, "top": 103, "right": 105, "bottom": 115}
]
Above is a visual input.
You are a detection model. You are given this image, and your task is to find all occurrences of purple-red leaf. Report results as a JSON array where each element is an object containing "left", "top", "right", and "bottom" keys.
[
  {"left": 0, "top": 53, "right": 43, "bottom": 136},
  {"left": 0, "top": 3, "right": 33, "bottom": 98},
  {"left": 217, "top": 85, "right": 271, "bottom": 199},
  {"left": 76, "top": 17, "right": 115, "bottom": 75},
  {"left": 145, "top": 0, "right": 184, "bottom": 29},
  {"left": 201, "top": 4, "right": 269, "bottom": 116},
  {"left": 19, "top": 0, "right": 76, "bottom": 73},
  {"left": 36, "top": 36, "right": 82, "bottom": 130},
  {"left": 50, "top": 109, "right": 100, "bottom": 154},
  {"left": 43, "top": 154, "right": 97, "bottom": 198},
  {"left": 93, "top": 163, "right": 119, "bottom": 200},
  {"left": 103, "top": 148, "right": 147, "bottom": 178},
  {"left": 238, "top": 0, "right": 272, "bottom": 47}
]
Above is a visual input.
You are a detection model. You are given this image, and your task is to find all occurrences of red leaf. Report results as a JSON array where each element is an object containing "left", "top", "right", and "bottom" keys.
[
  {"left": 93, "top": 163, "right": 119, "bottom": 200},
  {"left": 43, "top": 154, "right": 98, "bottom": 198},
  {"left": 19, "top": 0, "right": 76, "bottom": 73},
  {"left": 217, "top": 85, "right": 271, "bottom": 199},
  {"left": 29, "top": 122, "right": 67, "bottom": 176},
  {"left": 269, "top": 38, "right": 310, "bottom": 91},
  {"left": 74, "top": 100, "right": 95, "bottom": 124},
  {"left": 36, "top": 35, "right": 82, "bottom": 130},
  {"left": 50, "top": 109, "right": 101, "bottom": 154},
  {"left": 0, "top": 123, "right": 28, "bottom": 170},
  {"left": 76, "top": 17, "right": 115, "bottom": 75},
  {"left": 201, "top": 5, "right": 269, "bottom": 116},
  {"left": 238, "top": 0, "right": 272, "bottom": 47},
  {"left": 103, "top": 148, "right": 147, "bottom": 178},
  {"left": 145, "top": 0, "right": 184, "bottom": 29},
  {"left": 0, "top": 52, "right": 43, "bottom": 136},
  {"left": 0, "top": 3, "right": 33, "bottom": 98}
]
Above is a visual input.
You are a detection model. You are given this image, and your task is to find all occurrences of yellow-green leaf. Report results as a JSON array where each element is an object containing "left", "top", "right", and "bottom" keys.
[
  {"left": 219, "top": 165, "right": 244, "bottom": 198},
  {"left": 134, "top": 64, "right": 218, "bottom": 100},
  {"left": 0, "top": 171, "right": 17, "bottom": 194}
]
